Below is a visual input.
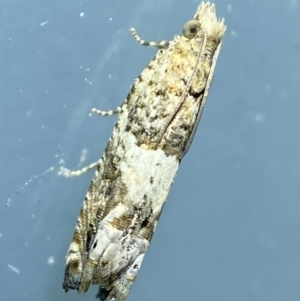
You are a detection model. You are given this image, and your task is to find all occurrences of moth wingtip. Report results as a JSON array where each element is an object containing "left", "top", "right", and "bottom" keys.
[{"left": 62, "top": 265, "right": 82, "bottom": 293}]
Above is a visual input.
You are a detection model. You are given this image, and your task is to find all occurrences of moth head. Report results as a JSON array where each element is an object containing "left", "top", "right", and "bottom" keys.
[{"left": 182, "top": 20, "right": 201, "bottom": 39}]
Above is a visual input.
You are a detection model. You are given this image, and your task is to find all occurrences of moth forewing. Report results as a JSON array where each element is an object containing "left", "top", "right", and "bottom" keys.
[
  {"left": 62, "top": 2, "right": 226, "bottom": 301},
  {"left": 182, "top": 38, "right": 223, "bottom": 158}
]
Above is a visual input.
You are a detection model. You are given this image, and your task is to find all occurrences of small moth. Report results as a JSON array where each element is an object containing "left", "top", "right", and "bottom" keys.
[{"left": 62, "top": 2, "right": 226, "bottom": 300}]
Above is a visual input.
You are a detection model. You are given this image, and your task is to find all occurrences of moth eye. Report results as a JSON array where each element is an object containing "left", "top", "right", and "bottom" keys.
[{"left": 182, "top": 20, "right": 201, "bottom": 39}]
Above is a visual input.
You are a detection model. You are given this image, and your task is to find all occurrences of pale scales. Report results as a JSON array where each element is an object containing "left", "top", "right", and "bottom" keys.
[{"left": 62, "top": 2, "right": 226, "bottom": 300}]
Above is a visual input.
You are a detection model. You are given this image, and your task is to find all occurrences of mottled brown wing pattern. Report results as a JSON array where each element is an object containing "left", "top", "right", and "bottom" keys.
[{"left": 62, "top": 2, "right": 226, "bottom": 301}]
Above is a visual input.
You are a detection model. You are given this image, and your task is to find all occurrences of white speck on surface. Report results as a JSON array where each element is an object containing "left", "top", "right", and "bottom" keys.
[
  {"left": 255, "top": 113, "right": 266, "bottom": 124},
  {"left": 77, "top": 148, "right": 88, "bottom": 167},
  {"left": 230, "top": 30, "right": 237, "bottom": 37},
  {"left": 80, "top": 12, "right": 84, "bottom": 17},
  {"left": 84, "top": 78, "right": 92, "bottom": 85},
  {"left": 109, "top": 17, "right": 113, "bottom": 21},
  {"left": 48, "top": 256, "right": 55, "bottom": 265},
  {"left": 25, "top": 110, "right": 32, "bottom": 118},
  {"left": 58, "top": 159, "right": 65, "bottom": 166},
  {"left": 227, "top": 4, "right": 233, "bottom": 12},
  {"left": 8, "top": 264, "right": 20, "bottom": 274},
  {"left": 40, "top": 20, "right": 49, "bottom": 26},
  {"left": 6, "top": 198, "right": 11, "bottom": 207}
]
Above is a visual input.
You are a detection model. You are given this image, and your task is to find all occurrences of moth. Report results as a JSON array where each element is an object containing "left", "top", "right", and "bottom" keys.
[{"left": 62, "top": 2, "right": 226, "bottom": 300}]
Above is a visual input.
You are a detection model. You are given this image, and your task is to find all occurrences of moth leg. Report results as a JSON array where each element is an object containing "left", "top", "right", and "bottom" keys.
[
  {"left": 58, "top": 160, "right": 99, "bottom": 178},
  {"left": 59, "top": 104, "right": 120, "bottom": 179},
  {"left": 91, "top": 106, "right": 121, "bottom": 117},
  {"left": 130, "top": 28, "right": 170, "bottom": 49}
]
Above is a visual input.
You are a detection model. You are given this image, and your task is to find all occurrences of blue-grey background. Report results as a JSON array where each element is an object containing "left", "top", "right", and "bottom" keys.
[{"left": 1, "top": 0, "right": 300, "bottom": 300}]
